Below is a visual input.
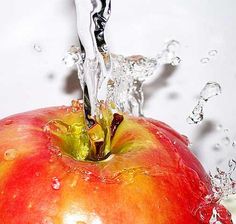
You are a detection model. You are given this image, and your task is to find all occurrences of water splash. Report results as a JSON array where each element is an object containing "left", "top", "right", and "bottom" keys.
[
  {"left": 187, "top": 82, "right": 221, "bottom": 124},
  {"left": 63, "top": 46, "right": 83, "bottom": 68},
  {"left": 209, "top": 160, "right": 236, "bottom": 201},
  {"left": 64, "top": 40, "right": 180, "bottom": 117}
]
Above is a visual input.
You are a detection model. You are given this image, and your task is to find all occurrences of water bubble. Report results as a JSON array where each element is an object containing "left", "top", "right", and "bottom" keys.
[
  {"left": 208, "top": 50, "right": 218, "bottom": 57},
  {"left": 200, "top": 57, "right": 210, "bottom": 64},
  {"left": 33, "top": 44, "right": 42, "bottom": 52},
  {"left": 4, "top": 149, "right": 18, "bottom": 161},
  {"left": 51, "top": 177, "right": 61, "bottom": 190}
]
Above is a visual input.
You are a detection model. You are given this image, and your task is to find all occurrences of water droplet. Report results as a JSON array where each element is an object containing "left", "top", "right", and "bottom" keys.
[
  {"left": 222, "top": 136, "right": 230, "bottom": 146},
  {"left": 209, "top": 159, "right": 236, "bottom": 201},
  {"left": 209, "top": 207, "right": 222, "bottom": 224},
  {"left": 200, "top": 57, "right": 210, "bottom": 64},
  {"left": 187, "top": 101, "right": 204, "bottom": 124},
  {"left": 51, "top": 177, "right": 61, "bottom": 190},
  {"left": 4, "top": 120, "right": 13, "bottom": 125},
  {"left": 200, "top": 82, "right": 222, "bottom": 101},
  {"left": 171, "top": 56, "right": 181, "bottom": 66},
  {"left": 4, "top": 149, "right": 18, "bottom": 161},
  {"left": 166, "top": 40, "right": 180, "bottom": 51},
  {"left": 33, "top": 44, "right": 42, "bottom": 52},
  {"left": 208, "top": 50, "right": 218, "bottom": 57},
  {"left": 187, "top": 82, "right": 221, "bottom": 124},
  {"left": 41, "top": 217, "right": 54, "bottom": 224},
  {"left": 35, "top": 172, "right": 41, "bottom": 177},
  {"left": 63, "top": 45, "right": 83, "bottom": 67}
]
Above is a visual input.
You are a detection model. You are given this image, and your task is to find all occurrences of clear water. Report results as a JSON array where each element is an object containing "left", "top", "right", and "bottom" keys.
[
  {"left": 74, "top": 0, "right": 112, "bottom": 127},
  {"left": 187, "top": 82, "right": 221, "bottom": 124},
  {"left": 64, "top": 42, "right": 180, "bottom": 117},
  {"left": 209, "top": 160, "right": 236, "bottom": 201}
]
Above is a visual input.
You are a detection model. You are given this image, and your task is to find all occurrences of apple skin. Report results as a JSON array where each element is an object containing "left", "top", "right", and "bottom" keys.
[{"left": 0, "top": 106, "right": 232, "bottom": 224}]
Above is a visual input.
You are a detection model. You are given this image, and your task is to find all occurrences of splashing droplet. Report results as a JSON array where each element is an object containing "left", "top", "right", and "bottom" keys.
[
  {"left": 107, "top": 41, "right": 180, "bottom": 117},
  {"left": 200, "top": 57, "right": 210, "bottom": 64},
  {"left": 63, "top": 46, "right": 83, "bottom": 67},
  {"left": 200, "top": 82, "right": 221, "bottom": 101},
  {"left": 171, "top": 56, "right": 181, "bottom": 66},
  {"left": 51, "top": 177, "right": 61, "bottom": 190},
  {"left": 209, "top": 159, "right": 236, "bottom": 201},
  {"left": 187, "top": 82, "right": 222, "bottom": 124},
  {"left": 4, "top": 149, "right": 18, "bottom": 161},
  {"left": 208, "top": 50, "right": 218, "bottom": 57},
  {"left": 33, "top": 44, "right": 42, "bottom": 52},
  {"left": 187, "top": 100, "right": 204, "bottom": 124}
]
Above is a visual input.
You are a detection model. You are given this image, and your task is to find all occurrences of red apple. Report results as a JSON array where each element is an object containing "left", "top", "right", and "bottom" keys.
[{"left": 0, "top": 103, "right": 232, "bottom": 223}]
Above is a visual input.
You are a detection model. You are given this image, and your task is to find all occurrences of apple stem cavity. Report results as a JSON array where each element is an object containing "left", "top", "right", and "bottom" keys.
[{"left": 44, "top": 106, "right": 124, "bottom": 162}]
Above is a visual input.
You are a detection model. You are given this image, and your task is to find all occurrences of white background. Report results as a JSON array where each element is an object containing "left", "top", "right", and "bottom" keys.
[{"left": 0, "top": 0, "right": 236, "bottom": 218}]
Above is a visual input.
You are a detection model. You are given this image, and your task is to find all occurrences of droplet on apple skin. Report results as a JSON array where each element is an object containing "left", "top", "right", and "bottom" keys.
[
  {"left": 4, "top": 149, "right": 18, "bottom": 161},
  {"left": 51, "top": 177, "right": 61, "bottom": 190},
  {"left": 35, "top": 172, "right": 41, "bottom": 177},
  {"left": 4, "top": 120, "right": 13, "bottom": 125},
  {"left": 41, "top": 217, "right": 54, "bottom": 224}
]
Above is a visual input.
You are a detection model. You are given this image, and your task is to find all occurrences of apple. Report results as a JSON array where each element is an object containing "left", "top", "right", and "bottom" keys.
[{"left": 0, "top": 102, "right": 232, "bottom": 224}]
